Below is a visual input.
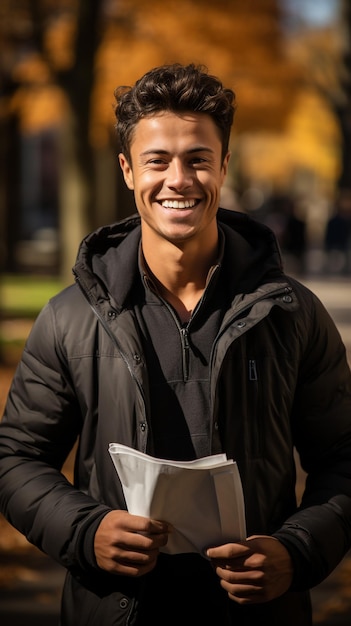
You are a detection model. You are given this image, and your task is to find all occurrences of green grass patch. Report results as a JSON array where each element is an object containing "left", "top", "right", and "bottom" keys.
[
  {"left": 0, "top": 275, "right": 65, "bottom": 364},
  {"left": 1, "top": 274, "right": 64, "bottom": 318}
]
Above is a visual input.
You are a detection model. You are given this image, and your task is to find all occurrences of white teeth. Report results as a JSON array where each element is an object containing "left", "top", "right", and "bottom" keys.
[{"left": 161, "top": 200, "right": 196, "bottom": 209}]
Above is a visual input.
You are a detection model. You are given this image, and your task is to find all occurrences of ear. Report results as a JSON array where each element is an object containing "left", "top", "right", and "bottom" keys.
[
  {"left": 221, "top": 151, "right": 231, "bottom": 180},
  {"left": 119, "top": 153, "right": 134, "bottom": 190}
]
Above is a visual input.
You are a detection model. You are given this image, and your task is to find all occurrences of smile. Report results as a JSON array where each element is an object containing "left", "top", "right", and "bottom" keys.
[{"left": 160, "top": 199, "right": 198, "bottom": 209}]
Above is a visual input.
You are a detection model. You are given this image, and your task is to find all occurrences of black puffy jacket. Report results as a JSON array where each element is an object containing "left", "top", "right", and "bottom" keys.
[{"left": 1, "top": 208, "right": 351, "bottom": 625}]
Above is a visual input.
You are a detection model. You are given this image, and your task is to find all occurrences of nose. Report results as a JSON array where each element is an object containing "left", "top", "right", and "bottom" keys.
[{"left": 166, "top": 159, "right": 193, "bottom": 191}]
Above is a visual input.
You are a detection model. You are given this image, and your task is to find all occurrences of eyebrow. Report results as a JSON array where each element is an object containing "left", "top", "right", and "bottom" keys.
[{"left": 140, "top": 146, "right": 215, "bottom": 156}]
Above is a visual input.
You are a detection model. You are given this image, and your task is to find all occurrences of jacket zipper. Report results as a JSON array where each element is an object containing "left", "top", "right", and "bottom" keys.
[
  {"left": 210, "top": 283, "right": 294, "bottom": 381},
  {"left": 216, "top": 284, "right": 293, "bottom": 344},
  {"left": 73, "top": 274, "right": 148, "bottom": 416},
  {"left": 249, "top": 359, "right": 258, "bottom": 381}
]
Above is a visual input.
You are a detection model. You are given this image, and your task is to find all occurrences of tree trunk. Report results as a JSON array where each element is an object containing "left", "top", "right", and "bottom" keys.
[
  {"left": 337, "top": 0, "right": 351, "bottom": 192},
  {"left": 58, "top": 113, "right": 90, "bottom": 285}
]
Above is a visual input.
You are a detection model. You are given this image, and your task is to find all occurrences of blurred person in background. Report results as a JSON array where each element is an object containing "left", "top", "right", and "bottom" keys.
[
  {"left": 324, "top": 190, "right": 351, "bottom": 275},
  {"left": 0, "top": 63, "right": 351, "bottom": 626},
  {"left": 280, "top": 195, "right": 307, "bottom": 276},
  {"left": 253, "top": 193, "right": 307, "bottom": 276}
]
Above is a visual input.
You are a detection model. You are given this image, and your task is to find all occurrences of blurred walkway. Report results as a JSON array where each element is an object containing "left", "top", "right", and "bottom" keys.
[
  {"left": 302, "top": 276, "right": 351, "bottom": 361},
  {"left": 0, "top": 274, "right": 350, "bottom": 625},
  {"left": 300, "top": 276, "right": 351, "bottom": 624},
  {"left": 0, "top": 548, "right": 64, "bottom": 626}
]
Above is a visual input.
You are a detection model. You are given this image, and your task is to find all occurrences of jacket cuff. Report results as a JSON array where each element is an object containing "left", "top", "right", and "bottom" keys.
[
  {"left": 76, "top": 509, "right": 112, "bottom": 572},
  {"left": 272, "top": 524, "right": 328, "bottom": 591}
]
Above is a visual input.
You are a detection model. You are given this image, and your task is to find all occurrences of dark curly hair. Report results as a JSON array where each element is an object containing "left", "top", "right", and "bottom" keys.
[{"left": 114, "top": 63, "right": 236, "bottom": 164}]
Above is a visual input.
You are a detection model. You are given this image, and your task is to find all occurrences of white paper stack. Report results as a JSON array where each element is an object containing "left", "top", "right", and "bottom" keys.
[{"left": 109, "top": 443, "right": 247, "bottom": 557}]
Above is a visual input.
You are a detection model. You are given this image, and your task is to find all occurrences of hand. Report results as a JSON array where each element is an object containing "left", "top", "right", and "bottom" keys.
[
  {"left": 206, "top": 535, "right": 293, "bottom": 604},
  {"left": 94, "top": 510, "right": 171, "bottom": 577}
]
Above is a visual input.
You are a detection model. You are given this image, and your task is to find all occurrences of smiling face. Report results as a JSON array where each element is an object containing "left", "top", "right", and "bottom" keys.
[{"left": 119, "top": 111, "right": 230, "bottom": 248}]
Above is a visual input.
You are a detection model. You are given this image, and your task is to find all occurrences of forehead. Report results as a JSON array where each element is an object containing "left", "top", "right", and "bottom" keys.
[{"left": 130, "top": 111, "right": 222, "bottom": 150}]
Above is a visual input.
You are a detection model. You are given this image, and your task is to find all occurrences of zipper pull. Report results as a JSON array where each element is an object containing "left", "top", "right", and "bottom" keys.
[
  {"left": 180, "top": 326, "right": 190, "bottom": 381},
  {"left": 249, "top": 359, "right": 258, "bottom": 381}
]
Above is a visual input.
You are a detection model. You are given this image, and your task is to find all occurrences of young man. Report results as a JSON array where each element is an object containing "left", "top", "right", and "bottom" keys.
[{"left": 0, "top": 63, "right": 351, "bottom": 625}]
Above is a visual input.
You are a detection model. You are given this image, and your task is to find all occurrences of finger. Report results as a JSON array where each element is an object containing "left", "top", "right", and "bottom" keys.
[
  {"left": 125, "top": 515, "right": 171, "bottom": 536},
  {"left": 116, "top": 528, "right": 169, "bottom": 551},
  {"left": 207, "top": 542, "right": 251, "bottom": 560},
  {"left": 219, "top": 580, "right": 265, "bottom": 605},
  {"left": 107, "top": 553, "right": 159, "bottom": 577},
  {"left": 215, "top": 565, "right": 264, "bottom": 586},
  {"left": 111, "top": 545, "right": 160, "bottom": 564},
  {"left": 114, "top": 559, "right": 160, "bottom": 577},
  {"left": 227, "top": 588, "right": 264, "bottom": 605}
]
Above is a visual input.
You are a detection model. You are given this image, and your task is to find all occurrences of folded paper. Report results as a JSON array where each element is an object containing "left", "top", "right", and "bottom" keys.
[{"left": 109, "top": 443, "right": 246, "bottom": 557}]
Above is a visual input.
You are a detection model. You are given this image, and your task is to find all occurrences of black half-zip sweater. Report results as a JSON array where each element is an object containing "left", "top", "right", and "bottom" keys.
[{"left": 133, "top": 229, "right": 229, "bottom": 462}]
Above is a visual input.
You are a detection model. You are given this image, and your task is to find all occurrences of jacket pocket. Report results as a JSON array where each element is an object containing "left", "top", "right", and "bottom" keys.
[{"left": 60, "top": 571, "right": 137, "bottom": 626}]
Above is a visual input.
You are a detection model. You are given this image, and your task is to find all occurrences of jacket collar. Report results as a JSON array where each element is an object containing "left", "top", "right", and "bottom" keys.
[{"left": 73, "top": 208, "right": 285, "bottom": 311}]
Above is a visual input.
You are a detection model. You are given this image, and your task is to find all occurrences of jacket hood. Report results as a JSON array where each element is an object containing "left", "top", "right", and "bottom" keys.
[{"left": 72, "top": 208, "right": 285, "bottom": 311}]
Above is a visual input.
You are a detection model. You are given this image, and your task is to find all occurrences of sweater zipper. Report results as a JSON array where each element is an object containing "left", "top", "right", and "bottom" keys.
[
  {"left": 180, "top": 326, "right": 190, "bottom": 381},
  {"left": 160, "top": 300, "right": 191, "bottom": 381},
  {"left": 142, "top": 264, "right": 219, "bottom": 383},
  {"left": 163, "top": 293, "right": 206, "bottom": 382}
]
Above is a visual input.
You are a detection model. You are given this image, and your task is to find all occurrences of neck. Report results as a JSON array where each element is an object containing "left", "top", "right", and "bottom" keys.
[{"left": 142, "top": 229, "right": 219, "bottom": 322}]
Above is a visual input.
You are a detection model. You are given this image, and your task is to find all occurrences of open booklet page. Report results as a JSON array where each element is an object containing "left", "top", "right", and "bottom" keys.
[{"left": 109, "top": 443, "right": 247, "bottom": 557}]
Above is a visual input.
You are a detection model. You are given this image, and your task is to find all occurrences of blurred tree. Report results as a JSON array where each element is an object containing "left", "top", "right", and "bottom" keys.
[
  {"left": 0, "top": 0, "right": 302, "bottom": 282},
  {"left": 285, "top": 0, "right": 351, "bottom": 194},
  {"left": 92, "top": 0, "right": 300, "bottom": 135},
  {"left": 0, "top": 0, "right": 104, "bottom": 280},
  {"left": 336, "top": 0, "right": 351, "bottom": 191}
]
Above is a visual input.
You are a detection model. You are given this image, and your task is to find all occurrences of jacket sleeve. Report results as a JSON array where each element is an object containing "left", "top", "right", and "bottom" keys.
[
  {"left": 274, "top": 285, "right": 351, "bottom": 590},
  {"left": 0, "top": 301, "right": 111, "bottom": 573}
]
